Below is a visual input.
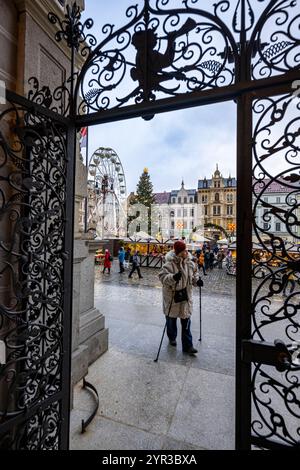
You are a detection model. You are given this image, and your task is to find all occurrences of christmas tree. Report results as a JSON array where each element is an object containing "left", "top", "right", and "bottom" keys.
[
  {"left": 131, "top": 168, "right": 155, "bottom": 235},
  {"left": 136, "top": 168, "right": 156, "bottom": 208}
]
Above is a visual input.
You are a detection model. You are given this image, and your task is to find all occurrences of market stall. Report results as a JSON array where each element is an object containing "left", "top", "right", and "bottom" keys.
[{"left": 122, "top": 236, "right": 175, "bottom": 268}]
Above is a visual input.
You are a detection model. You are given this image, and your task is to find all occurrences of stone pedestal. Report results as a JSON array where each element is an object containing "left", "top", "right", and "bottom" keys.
[{"left": 71, "top": 240, "right": 109, "bottom": 389}]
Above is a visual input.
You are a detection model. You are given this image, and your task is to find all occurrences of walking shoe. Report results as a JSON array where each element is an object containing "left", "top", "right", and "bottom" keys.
[
  {"left": 169, "top": 340, "right": 177, "bottom": 346},
  {"left": 139, "top": 276, "right": 143, "bottom": 279},
  {"left": 183, "top": 347, "right": 198, "bottom": 355}
]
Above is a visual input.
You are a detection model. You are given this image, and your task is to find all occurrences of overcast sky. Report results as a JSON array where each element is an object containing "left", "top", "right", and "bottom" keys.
[{"left": 81, "top": 1, "right": 236, "bottom": 193}]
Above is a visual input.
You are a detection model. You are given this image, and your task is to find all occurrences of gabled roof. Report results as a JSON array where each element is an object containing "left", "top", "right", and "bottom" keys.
[{"left": 154, "top": 192, "right": 170, "bottom": 204}]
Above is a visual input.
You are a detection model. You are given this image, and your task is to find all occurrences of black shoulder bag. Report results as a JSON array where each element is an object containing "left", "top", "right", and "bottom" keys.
[{"left": 173, "top": 271, "right": 188, "bottom": 303}]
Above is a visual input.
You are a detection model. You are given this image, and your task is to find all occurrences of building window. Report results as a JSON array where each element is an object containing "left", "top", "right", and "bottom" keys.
[
  {"left": 275, "top": 222, "right": 281, "bottom": 232},
  {"left": 263, "top": 197, "right": 268, "bottom": 202},
  {"left": 171, "top": 221, "right": 174, "bottom": 229},
  {"left": 202, "top": 195, "right": 207, "bottom": 203},
  {"left": 170, "top": 211, "right": 174, "bottom": 218},
  {"left": 178, "top": 197, "right": 181, "bottom": 203},
  {"left": 227, "top": 193, "right": 233, "bottom": 203},
  {"left": 263, "top": 223, "right": 269, "bottom": 230},
  {"left": 189, "top": 197, "right": 193, "bottom": 203},
  {"left": 191, "top": 220, "right": 194, "bottom": 229},
  {"left": 183, "top": 209, "right": 187, "bottom": 217},
  {"left": 190, "top": 208, "right": 194, "bottom": 217},
  {"left": 177, "top": 209, "right": 181, "bottom": 217},
  {"left": 172, "top": 198, "right": 176, "bottom": 204},
  {"left": 276, "top": 197, "right": 281, "bottom": 204},
  {"left": 227, "top": 205, "right": 233, "bottom": 215},
  {"left": 184, "top": 197, "right": 187, "bottom": 204},
  {"left": 215, "top": 193, "right": 220, "bottom": 202},
  {"left": 205, "top": 206, "right": 208, "bottom": 216},
  {"left": 213, "top": 206, "right": 221, "bottom": 216}
]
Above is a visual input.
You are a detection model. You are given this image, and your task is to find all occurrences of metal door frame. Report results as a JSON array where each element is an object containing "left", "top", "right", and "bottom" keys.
[{"left": 1, "top": 0, "right": 299, "bottom": 450}]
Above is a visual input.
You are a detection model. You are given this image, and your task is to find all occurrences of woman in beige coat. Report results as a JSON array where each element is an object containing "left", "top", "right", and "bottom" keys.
[{"left": 158, "top": 240, "right": 202, "bottom": 355}]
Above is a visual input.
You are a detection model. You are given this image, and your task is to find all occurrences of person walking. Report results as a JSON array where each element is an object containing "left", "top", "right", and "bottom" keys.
[
  {"left": 103, "top": 249, "right": 112, "bottom": 274},
  {"left": 118, "top": 246, "right": 125, "bottom": 273},
  {"left": 217, "top": 250, "right": 225, "bottom": 269},
  {"left": 204, "top": 249, "right": 210, "bottom": 272},
  {"left": 158, "top": 240, "right": 203, "bottom": 355},
  {"left": 124, "top": 247, "right": 131, "bottom": 269},
  {"left": 198, "top": 250, "right": 207, "bottom": 275},
  {"left": 128, "top": 250, "right": 143, "bottom": 279},
  {"left": 209, "top": 250, "right": 215, "bottom": 270},
  {"left": 283, "top": 271, "right": 297, "bottom": 297}
]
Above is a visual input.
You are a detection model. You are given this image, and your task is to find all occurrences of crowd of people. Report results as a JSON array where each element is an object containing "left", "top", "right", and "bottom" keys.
[
  {"left": 100, "top": 241, "right": 235, "bottom": 278},
  {"left": 97, "top": 240, "right": 298, "bottom": 358}
]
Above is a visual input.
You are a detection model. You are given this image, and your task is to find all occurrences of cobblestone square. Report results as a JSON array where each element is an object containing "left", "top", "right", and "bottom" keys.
[{"left": 71, "top": 261, "right": 237, "bottom": 450}]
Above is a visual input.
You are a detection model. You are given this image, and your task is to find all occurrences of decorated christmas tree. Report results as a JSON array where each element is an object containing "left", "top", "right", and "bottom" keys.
[
  {"left": 130, "top": 168, "right": 155, "bottom": 235},
  {"left": 136, "top": 168, "right": 156, "bottom": 208}
]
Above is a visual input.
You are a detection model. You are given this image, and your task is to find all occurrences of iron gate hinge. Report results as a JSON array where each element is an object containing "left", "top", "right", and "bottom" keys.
[{"left": 242, "top": 339, "right": 292, "bottom": 372}]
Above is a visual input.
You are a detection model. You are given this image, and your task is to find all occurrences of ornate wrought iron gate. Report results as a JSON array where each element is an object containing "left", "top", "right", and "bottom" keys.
[
  {"left": 0, "top": 0, "right": 299, "bottom": 450},
  {"left": 0, "top": 89, "right": 76, "bottom": 449}
]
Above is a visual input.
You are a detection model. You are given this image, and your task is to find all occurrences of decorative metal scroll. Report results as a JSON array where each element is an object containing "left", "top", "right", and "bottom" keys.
[
  {"left": 0, "top": 99, "right": 68, "bottom": 449},
  {"left": 251, "top": 93, "right": 300, "bottom": 447},
  {"left": 250, "top": 0, "right": 300, "bottom": 79},
  {"left": 75, "top": 0, "right": 240, "bottom": 114},
  {"left": 42, "top": 0, "right": 300, "bottom": 118}
]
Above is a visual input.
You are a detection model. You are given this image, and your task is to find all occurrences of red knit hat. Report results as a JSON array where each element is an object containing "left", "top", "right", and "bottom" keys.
[{"left": 174, "top": 240, "right": 186, "bottom": 255}]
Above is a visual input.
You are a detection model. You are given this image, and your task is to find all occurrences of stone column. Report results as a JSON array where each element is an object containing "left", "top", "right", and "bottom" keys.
[{"left": 71, "top": 138, "right": 109, "bottom": 389}]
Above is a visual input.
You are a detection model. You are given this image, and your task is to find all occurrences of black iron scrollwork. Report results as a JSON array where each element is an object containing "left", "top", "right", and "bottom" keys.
[
  {"left": 250, "top": 0, "right": 300, "bottom": 79},
  {"left": 48, "top": 2, "right": 96, "bottom": 54},
  {"left": 74, "top": 0, "right": 238, "bottom": 114},
  {"left": 251, "top": 92, "right": 300, "bottom": 447},
  {"left": 27, "top": 77, "right": 72, "bottom": 117},
  {"left": 0, "top": 100, "right": 68, "bottom": 449}
]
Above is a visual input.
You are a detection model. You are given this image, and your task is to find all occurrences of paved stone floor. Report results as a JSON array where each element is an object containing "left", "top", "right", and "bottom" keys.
[{"left": 71, "top": 262, "right": 236, "bottom": 450}]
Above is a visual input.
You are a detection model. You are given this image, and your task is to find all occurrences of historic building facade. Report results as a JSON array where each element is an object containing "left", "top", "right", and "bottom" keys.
[
  {"left": 153, "top": 182, "right": 199, "bottom": 240},
  {"left": 197, "top": 165, "right": 237, "bottom": 238},
  {"left": 254, "top": 179, "right": 300, "bottom": 244}
]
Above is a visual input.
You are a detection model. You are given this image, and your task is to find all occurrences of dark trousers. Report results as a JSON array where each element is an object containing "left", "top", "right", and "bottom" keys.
[
  {"left": 119, "top": 261, "right": 125, "bottom": 273},
  {"left": 283, "top": 279, "right": 296, "bottom": 296},
  {"left": 103, "top": 267, "right": 110, "bottom": 274},
  {"left": 198, "top": 263, "right": 206, "bottom": 275},
  {"left": 129, "top": 263, "right": 142, "bottom": 278},
  {"left": 166, "top": 317, "right": 193, "bottom": 351}
]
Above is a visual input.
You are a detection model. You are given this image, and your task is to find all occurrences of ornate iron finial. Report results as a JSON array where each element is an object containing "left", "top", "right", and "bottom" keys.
[{"left": 48, "top": 1, "right": 94, "bottom": 50}]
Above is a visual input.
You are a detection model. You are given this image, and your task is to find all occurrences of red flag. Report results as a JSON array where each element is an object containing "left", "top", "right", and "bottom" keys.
[{"left": 80, "top": 127, "right": 87, "bottom": 148}]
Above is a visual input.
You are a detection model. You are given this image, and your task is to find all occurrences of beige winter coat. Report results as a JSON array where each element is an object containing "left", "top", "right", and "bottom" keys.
[{"left": 158, "top": 251, "right": 199, "bottom": 319}]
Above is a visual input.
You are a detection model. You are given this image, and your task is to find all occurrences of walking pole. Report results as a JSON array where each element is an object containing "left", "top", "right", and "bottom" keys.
[
  {"left": 154, "top": 280, "right": 178, "bottom": 363},
  {"left": 198, "top": 284, "right": 202, "bottom": 342},
  {"left": 153, "top": 321, "right": 168, "bottom": 363}
]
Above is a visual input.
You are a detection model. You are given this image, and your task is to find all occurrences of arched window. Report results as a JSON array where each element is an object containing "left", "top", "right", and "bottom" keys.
[
  {"left": 178, "top": 197, "right": 181, "bottom": 203},
  {"left": 184, "top": 197, "right": 187, "bottom": 204}
]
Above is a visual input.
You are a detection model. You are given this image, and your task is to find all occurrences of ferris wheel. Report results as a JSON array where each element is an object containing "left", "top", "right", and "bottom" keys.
[{"left": 88, "top": 147, "right": 127, "bottom": 238}]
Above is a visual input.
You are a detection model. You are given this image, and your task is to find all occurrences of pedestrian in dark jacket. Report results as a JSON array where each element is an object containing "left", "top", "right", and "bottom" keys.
[{"left": 128, "top": 250, "right": 143, "bottom": 279}]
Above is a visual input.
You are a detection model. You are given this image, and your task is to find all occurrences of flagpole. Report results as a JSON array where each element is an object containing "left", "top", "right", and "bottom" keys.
[{"left": 84, "top": 127, "right": 89, "bottom": 233}]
